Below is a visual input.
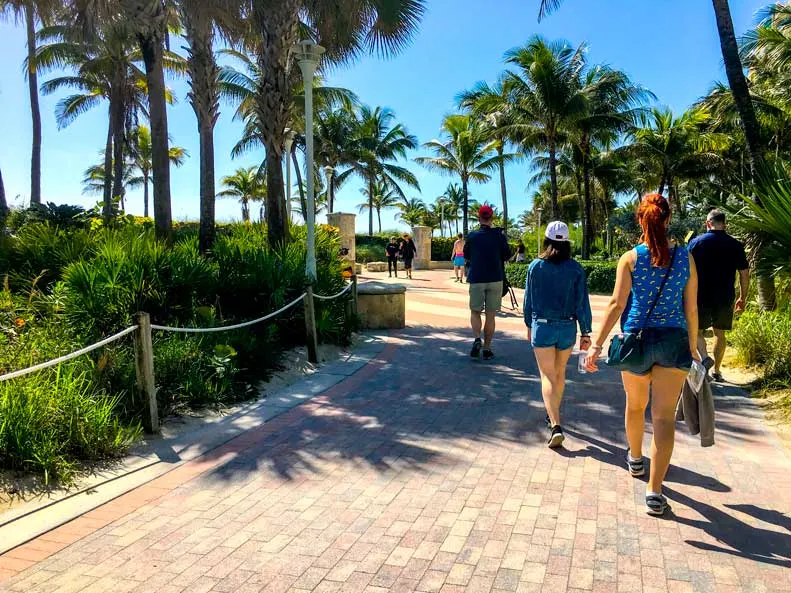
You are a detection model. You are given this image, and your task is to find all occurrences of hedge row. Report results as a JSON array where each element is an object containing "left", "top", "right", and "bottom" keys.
[{"left": 505, "top": 260, "right": 617, "bottom": 294}]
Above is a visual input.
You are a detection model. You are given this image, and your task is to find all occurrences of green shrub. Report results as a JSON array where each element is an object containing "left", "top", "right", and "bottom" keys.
[
  {"left": 356, "top": 244, "right": 385, "bottom": 263},
  {"left": 505, "top": 262, "right": 528, "bottom": 289},
  {"left": 505, "top": 260, "right": 618, "bottom": 294},
  {"left": 432, "top": 237, "right": 456, "bottom": 261},
  {"left": 730, "top": 309, "right": 791, "bottom": 384},
  {"left": 355, "top": 235, "right": 390, "bottom": 250}
]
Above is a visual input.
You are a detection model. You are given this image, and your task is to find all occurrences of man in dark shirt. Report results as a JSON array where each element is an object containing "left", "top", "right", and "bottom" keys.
[
  {"left": 689, "top": 209, "right": 750, "bottom": 382},
  {"left": 463, "top": 205, "right": 511, "bottom": 360}
]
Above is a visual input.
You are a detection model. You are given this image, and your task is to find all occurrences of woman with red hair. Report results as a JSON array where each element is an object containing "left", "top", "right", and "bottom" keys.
[{"left": 587, "top": 194, "right": 699, "bottom": 516}]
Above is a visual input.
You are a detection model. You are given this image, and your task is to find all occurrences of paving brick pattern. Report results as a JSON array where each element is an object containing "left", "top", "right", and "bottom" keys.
[{"left": 1, "top": 271, "right": 790, "bottom": 592}]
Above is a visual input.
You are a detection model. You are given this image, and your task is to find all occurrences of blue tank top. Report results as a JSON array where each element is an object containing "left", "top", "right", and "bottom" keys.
[{"left": 623, "top": 244, "right": 689, "bottom": 332}]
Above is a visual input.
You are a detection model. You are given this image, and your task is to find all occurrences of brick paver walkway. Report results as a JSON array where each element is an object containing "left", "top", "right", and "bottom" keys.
[{"left": 2, "top": 270, "right": 790, "bottom": 593}]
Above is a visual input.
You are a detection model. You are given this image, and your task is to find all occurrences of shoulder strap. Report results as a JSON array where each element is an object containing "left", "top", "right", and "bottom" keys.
[{"left": 639, "top": 246, "right": 677, "bottom": 334}]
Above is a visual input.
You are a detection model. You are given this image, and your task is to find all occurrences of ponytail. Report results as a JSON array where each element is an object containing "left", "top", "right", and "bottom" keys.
[{"left": 637, "top": 193, "right": 671, "bottom": 267}]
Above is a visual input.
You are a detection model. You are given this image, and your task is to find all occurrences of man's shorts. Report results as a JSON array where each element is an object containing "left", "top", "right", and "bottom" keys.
[
  {"left": 403, "top": 258, "right": 413, "bottom": 270},
  {"left": 469, "top": 281, "right": 503, "bottom": 313},
  {"left": 699, "top": 301, "right": 735, "bottom": 331}
]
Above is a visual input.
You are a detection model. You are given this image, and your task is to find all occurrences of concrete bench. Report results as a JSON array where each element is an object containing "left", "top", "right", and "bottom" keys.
[
  {"left": 357, "top": 281, "right": 406, "bottom": 329},
  {"left": 365, "top": 261, "right": 405, "bottom": 273}
]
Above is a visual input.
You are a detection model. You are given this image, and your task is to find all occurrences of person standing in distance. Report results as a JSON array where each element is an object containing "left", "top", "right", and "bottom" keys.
[
  {"left": 452, "top": 233, "right": 466, "bottom": 282},
  {"left": 524, "top": 221, "right": 592, "bottom": 448},
  {"left": 463, "top": 205, "right": 511, "bottom": 360},
  {"left": 689, "top": 210, "right": 749, "bottom": 383}
]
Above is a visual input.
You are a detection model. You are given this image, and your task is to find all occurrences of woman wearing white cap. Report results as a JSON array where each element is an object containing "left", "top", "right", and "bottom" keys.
[{"left": 524, "top": 221, "right": 593, "bottom": 448}]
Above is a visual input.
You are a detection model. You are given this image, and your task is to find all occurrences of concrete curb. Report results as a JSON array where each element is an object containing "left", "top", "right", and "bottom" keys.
[{"left": 0, "top": 335, "right": 387, "bottom": 555}]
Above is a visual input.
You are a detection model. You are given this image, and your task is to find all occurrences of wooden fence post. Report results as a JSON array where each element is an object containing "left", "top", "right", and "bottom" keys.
[
  {"left": 304, "top": 287, "right": 319, "bottom": 364},
  {"left": 351, "top": 275, "right": 358, "bottom": 317},
  {"left": 134, "top": 312, "right": 158, "bottom": 433}
]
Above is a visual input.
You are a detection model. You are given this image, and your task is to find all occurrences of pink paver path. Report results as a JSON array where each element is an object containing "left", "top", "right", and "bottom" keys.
[{"left": 1, "top": 270, "right": 789, "bottom": 593}]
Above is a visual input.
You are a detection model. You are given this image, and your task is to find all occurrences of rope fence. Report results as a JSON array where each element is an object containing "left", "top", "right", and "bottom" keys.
[{"left": 0, "top": 277, "right": 358, "bottom": 433}]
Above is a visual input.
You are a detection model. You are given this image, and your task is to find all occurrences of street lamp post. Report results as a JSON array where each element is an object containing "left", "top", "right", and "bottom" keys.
[
  {"left": 284, "top": 129, "right": 296, "bottom": 221},
  {"left": 324, "top": 165, "right": 335, "bottom": 213},
  {"left": 536, "top": 207, "right": 543, "bottom": 256},
  {"left": 293, "top": 40, "right": 325, "bottom": 282},
  {"left": 438, "top": 198, "right": 446, "bottom": 237}
]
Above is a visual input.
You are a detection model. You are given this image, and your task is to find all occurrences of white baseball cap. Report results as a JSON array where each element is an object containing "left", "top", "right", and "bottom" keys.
[{"left": 545, "top": 221, "right": 570, "bottom": 242}]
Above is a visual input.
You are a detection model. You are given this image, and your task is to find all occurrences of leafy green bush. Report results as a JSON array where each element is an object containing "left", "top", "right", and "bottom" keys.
[
  {"left": 432, "top": 237, "right": 456, "bottom": 261},
  {"left": 505, "top": 260, "right": 618, "bottom": 294},
  {"left": 356, "top": 245, "right": 385, "bottom": 263},
  {"left": 730, "top": 309, "right": 791, "bottom": 384},
  {"left": 355, "top": 235, "right": 390, "bottom": 250},
  {"left": 505, "top": 262, "right": 528, "bottom": 289}
]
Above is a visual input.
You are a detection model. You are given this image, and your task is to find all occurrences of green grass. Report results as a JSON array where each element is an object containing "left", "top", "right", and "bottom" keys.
[{"left": 730, "top": 308, "right": 791, "bottom": 386}]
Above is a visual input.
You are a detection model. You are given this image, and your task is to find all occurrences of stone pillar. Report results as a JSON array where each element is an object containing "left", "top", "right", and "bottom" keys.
[
  {"left": 328, "top": 212, "right": 356, "bottom": 264},
  {"left": 412, "top": 225, "right": 431, "bottom": 270}
]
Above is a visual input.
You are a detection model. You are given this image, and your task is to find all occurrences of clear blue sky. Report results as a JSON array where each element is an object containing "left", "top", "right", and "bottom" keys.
[{"left": 0, "top": 0, "right": 767, "bottom": 232}]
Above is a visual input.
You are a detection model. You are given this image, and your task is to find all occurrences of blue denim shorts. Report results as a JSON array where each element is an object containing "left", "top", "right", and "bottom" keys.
[
  {"left": 619, "top": 327, "right": 693, "bottom": 375},
  {"left": 531, "top": 319, "right": 576, "bottom": 351}
]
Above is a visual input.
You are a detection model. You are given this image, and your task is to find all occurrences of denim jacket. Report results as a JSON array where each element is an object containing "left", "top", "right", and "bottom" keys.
[{"left": 523, "top": 258, "right": 593, "bottom": 335}]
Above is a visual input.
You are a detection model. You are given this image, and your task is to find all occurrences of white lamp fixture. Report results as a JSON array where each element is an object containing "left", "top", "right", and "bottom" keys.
[{"left": 292, "top": 40, "right": 325, "bottom": 282}]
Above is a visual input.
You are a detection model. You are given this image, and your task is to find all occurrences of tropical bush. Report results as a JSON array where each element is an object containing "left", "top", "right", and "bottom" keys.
[
  {"left": 505, "top": 260, "right": 618, "bottom": 294},
  {"left": 356, "top": 245, "right": 385, "bottom": 263},
  {"left": 432, "top": 237, "right": 456, "bottom": 261},
  {"left": 730, "top": 308, "right": 791, "bottom": 385}
]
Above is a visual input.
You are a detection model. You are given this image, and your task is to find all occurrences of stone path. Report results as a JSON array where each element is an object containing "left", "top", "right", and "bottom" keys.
[{"left": 1, "top": 270, "right": 790, "bottom": 593}]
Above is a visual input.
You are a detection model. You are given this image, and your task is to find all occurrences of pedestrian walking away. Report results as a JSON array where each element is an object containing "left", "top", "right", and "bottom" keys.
[
  {"left": 524, "top": 221, "right": 592, "bottom": 449},
  {"left": 689, "top": 209, "right": 750, "bottom": 383},
  {"left": 452, "top": 233, "right": 466, "bottom": 282},
  {"left": 463, "top": 205, "right": 511, "bottom": 360},
  {"left": 386, "top": 236, "right": 400, "bottom": 278},
  {"left": 401, "top": 233, "right": 417, "bottom": 280},
  {"left": 587, "top": 193, "right": 700, "bottom": 517}
]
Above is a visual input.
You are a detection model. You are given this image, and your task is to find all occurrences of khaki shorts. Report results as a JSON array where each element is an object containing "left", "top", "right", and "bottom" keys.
[{"left": 469, "top": 281, "right": 503, "bottom": 313}]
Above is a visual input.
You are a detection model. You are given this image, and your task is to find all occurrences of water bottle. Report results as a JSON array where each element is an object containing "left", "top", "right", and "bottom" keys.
[{"left": 578, "top": 352, "right": 588, "bottom": 374}]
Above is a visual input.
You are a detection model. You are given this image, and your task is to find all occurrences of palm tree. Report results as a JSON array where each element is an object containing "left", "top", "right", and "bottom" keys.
[
  {"left": 1, "top": 166, "right": 9, "bottom": 226},
  {"left": 341, "top": 105, "right": 419, "bottom": 236},
  {"left": 416, "top": 114, "right": 502, "bottom": 236},
  {"left": 398, "top": 198, "right": 427, "bottom": 228},
  {"left": 128, "top": 125, "right": 187, "bottom": 218},
  {"left": 502, "top": 36, "right": 587, "bottom": 220},
  {"left": 1, "top": 0, "right": 57, "bottom": 206},
  {"left": 315, "top": 105, "right": 358, "bottom": 213},
  {"left": 442, "top": 182, "right": 465, "bottom": 234},
  {"left": 357, "top": 179, "right": 400, "bottom": 234},
  {"left": 82, "top": 158, "right": 137, "bottom": 201},
  {"left": 244, "top": 0, "right": 426, "bottom": 247},
  {"left": 218, "top": 166, "right": 267, "bottom": 223}
]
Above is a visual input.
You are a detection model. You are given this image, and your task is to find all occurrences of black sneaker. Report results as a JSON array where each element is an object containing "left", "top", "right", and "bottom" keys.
[
  {"left": 645, "top": 493, "right": 669, "bottom": 516},
  {"left": 470, "top": 338, "right": 482, "bottom": 358},
  {"left": 482, "top": 349, "right": 494, "bottom": 360},
  {"left": 626, "top": 452, "right": 645, "bottom": 477},
  {"left": 711, "top": 371, "right": 724, "bottom": 383},
  {"left": 548, "top": 425, "right": 565, "bottom": 449}
]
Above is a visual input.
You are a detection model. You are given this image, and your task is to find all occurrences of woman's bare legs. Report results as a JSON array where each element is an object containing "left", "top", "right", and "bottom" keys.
[
  {"left": 535, "top": 346, "right": 574, "bottom": 426},
  {"left": 621, "top": 371, "right": 651, "bottom": 460},
  {"left": 648, "top": 366, "right": 686, "bottom": 493}
]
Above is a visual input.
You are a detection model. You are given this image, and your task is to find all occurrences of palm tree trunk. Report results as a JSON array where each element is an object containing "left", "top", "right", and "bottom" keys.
[
  {"left": 0, "top": 166, "right": 7, "bottom": 227},
  {"left": 183, "top": 7, "right": 219, "bottom": 253},
  {"left": 711, "top": 0, "right": 763, "bottom": 171},
  {"left": 462, "top": 175, "right": 469, "bottom": 236},
  {"left": 368, "top": 178, "right": 374, "bottom": 236},
  {"left": 242, "top": 200, "right": 249, "bottom": 222},
  {"left": 498, "top": 145, "right": 508, "bottom": 232},
  {"left": 253, "top": 0, "right": 300, "bottom": 248},
  {"left": 110, "top": 76, "right": 126, "bottom": 220},
  {"left": 103, "top": 117, "right": 113, "bottom": 216},
  {"left": 292, "top": 148, "right": 307, "bottom": 220},
  {"left": 143, "top": 173, "right": 150, "bottom": 218},
  {"left": 377, "top": 208, "right": 382, "bottom": 234},
  {"left": 132, "top": 1, "right": 172, "bottom": 240},
  {"left": 548, "top": 137, "right": 559, "bottom": 220},
  {"left": 582, "top": 147, "right": 593, "bottom": 260},
  {"left": 25, "top": 5, "right": 41, "bottom": 206}
]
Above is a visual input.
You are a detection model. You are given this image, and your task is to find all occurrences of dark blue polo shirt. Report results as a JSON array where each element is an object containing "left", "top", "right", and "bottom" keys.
[
  {"left": 689, "top": 230, "right": 749, "bottom": 307},
  {"left": 463, "top": 226, "right": 511, "bottom": 284}
]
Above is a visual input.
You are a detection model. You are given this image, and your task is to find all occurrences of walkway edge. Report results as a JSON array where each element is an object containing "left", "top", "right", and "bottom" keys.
[{"left": 0, "top": 334, "right": 389, "bottom": 556}]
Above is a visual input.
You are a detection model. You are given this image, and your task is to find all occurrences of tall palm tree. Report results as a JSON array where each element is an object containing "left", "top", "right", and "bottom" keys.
[
  {"left": 502, "top": 36, "right": 587, "bottom": 220},
  {"left": 1, "top": 0, "right": 57, "bottom": 206},
  {"left": 315, "top": 105, "right": 358, "bottom": 213},
  {"left": 416, "top": 114, "right": 503, "bottom": 236},
  {"left": 244, "top": 0, "right": 426, "bottom": 247},
  {"left": 398, "top": 197, "right": 427, "bottom": 228},
  {"left": 218, "top": 166, "right": 267, "bottom": 223},
  {"left": 357, "top": 179, "right": 400, "bottom": 234},
  {"left": 340, "top": 105, "right": 419, "bottom": 236},
  {"left": 442, "top": 182, "right": 465, "bottom": 234},
  {"left": 459, "top": 79, "right": 520, "bottom": 232},
  {"left": 128, "top": 125, "right": 187, "bottom": 217},
  {"left": 82, "top": 158, "right": 137, "bottom": 201}
]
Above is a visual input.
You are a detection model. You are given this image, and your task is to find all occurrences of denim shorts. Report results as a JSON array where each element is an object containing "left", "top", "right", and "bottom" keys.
[
  {"left": 619, "top": 327, "right": 693, "bottom": 375},
  {"left": 531, "top": 319, "right": 576, "bottom": 350}
]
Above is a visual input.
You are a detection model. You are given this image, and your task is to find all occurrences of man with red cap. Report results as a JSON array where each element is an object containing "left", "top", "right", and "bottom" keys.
[{"left": 463, "top": 205, "right": 511, "bottom": 360}]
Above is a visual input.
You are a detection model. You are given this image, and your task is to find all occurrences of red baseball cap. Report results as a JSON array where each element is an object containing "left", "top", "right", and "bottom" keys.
[{"left": 478, "top": 205, "right": 494, "bottom": 220}]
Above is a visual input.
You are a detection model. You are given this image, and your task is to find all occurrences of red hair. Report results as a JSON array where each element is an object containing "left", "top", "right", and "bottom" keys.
[{"left": 637, "top": 194, "right": 671, "bottom": 267}]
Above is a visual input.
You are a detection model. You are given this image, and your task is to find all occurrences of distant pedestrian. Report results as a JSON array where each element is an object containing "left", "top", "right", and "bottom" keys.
[
  {"left": 401, "top": 234, "right": 417, "bottom": 280},
  {"left": 452, "top": 233, "right": 466, "bottom": 282},
  {"left": 512, "top": 239, "right": 527, "bottom": 263},
  {"left": 386, "top": 236, "right": 400, "bottom": 278},
  {"left": 586, "top": 194, "right": 699, "bottom": 517},
  {"left": 524, "top": 221, "right": 592, "bottom": 448},
  {"left": 463, "top": 205, "right": 511, "bottom": 360},
  {"left": 689, "top": 209, "right": 750, "bottom": 383}
]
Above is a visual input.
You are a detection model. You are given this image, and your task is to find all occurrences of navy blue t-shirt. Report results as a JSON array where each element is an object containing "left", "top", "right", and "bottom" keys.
[
  {"left": 463, "top": 226, "right": 511, "bottom": 284},
  {"left": 689, "top": 230, "right": 749, "bottom": 307}
]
